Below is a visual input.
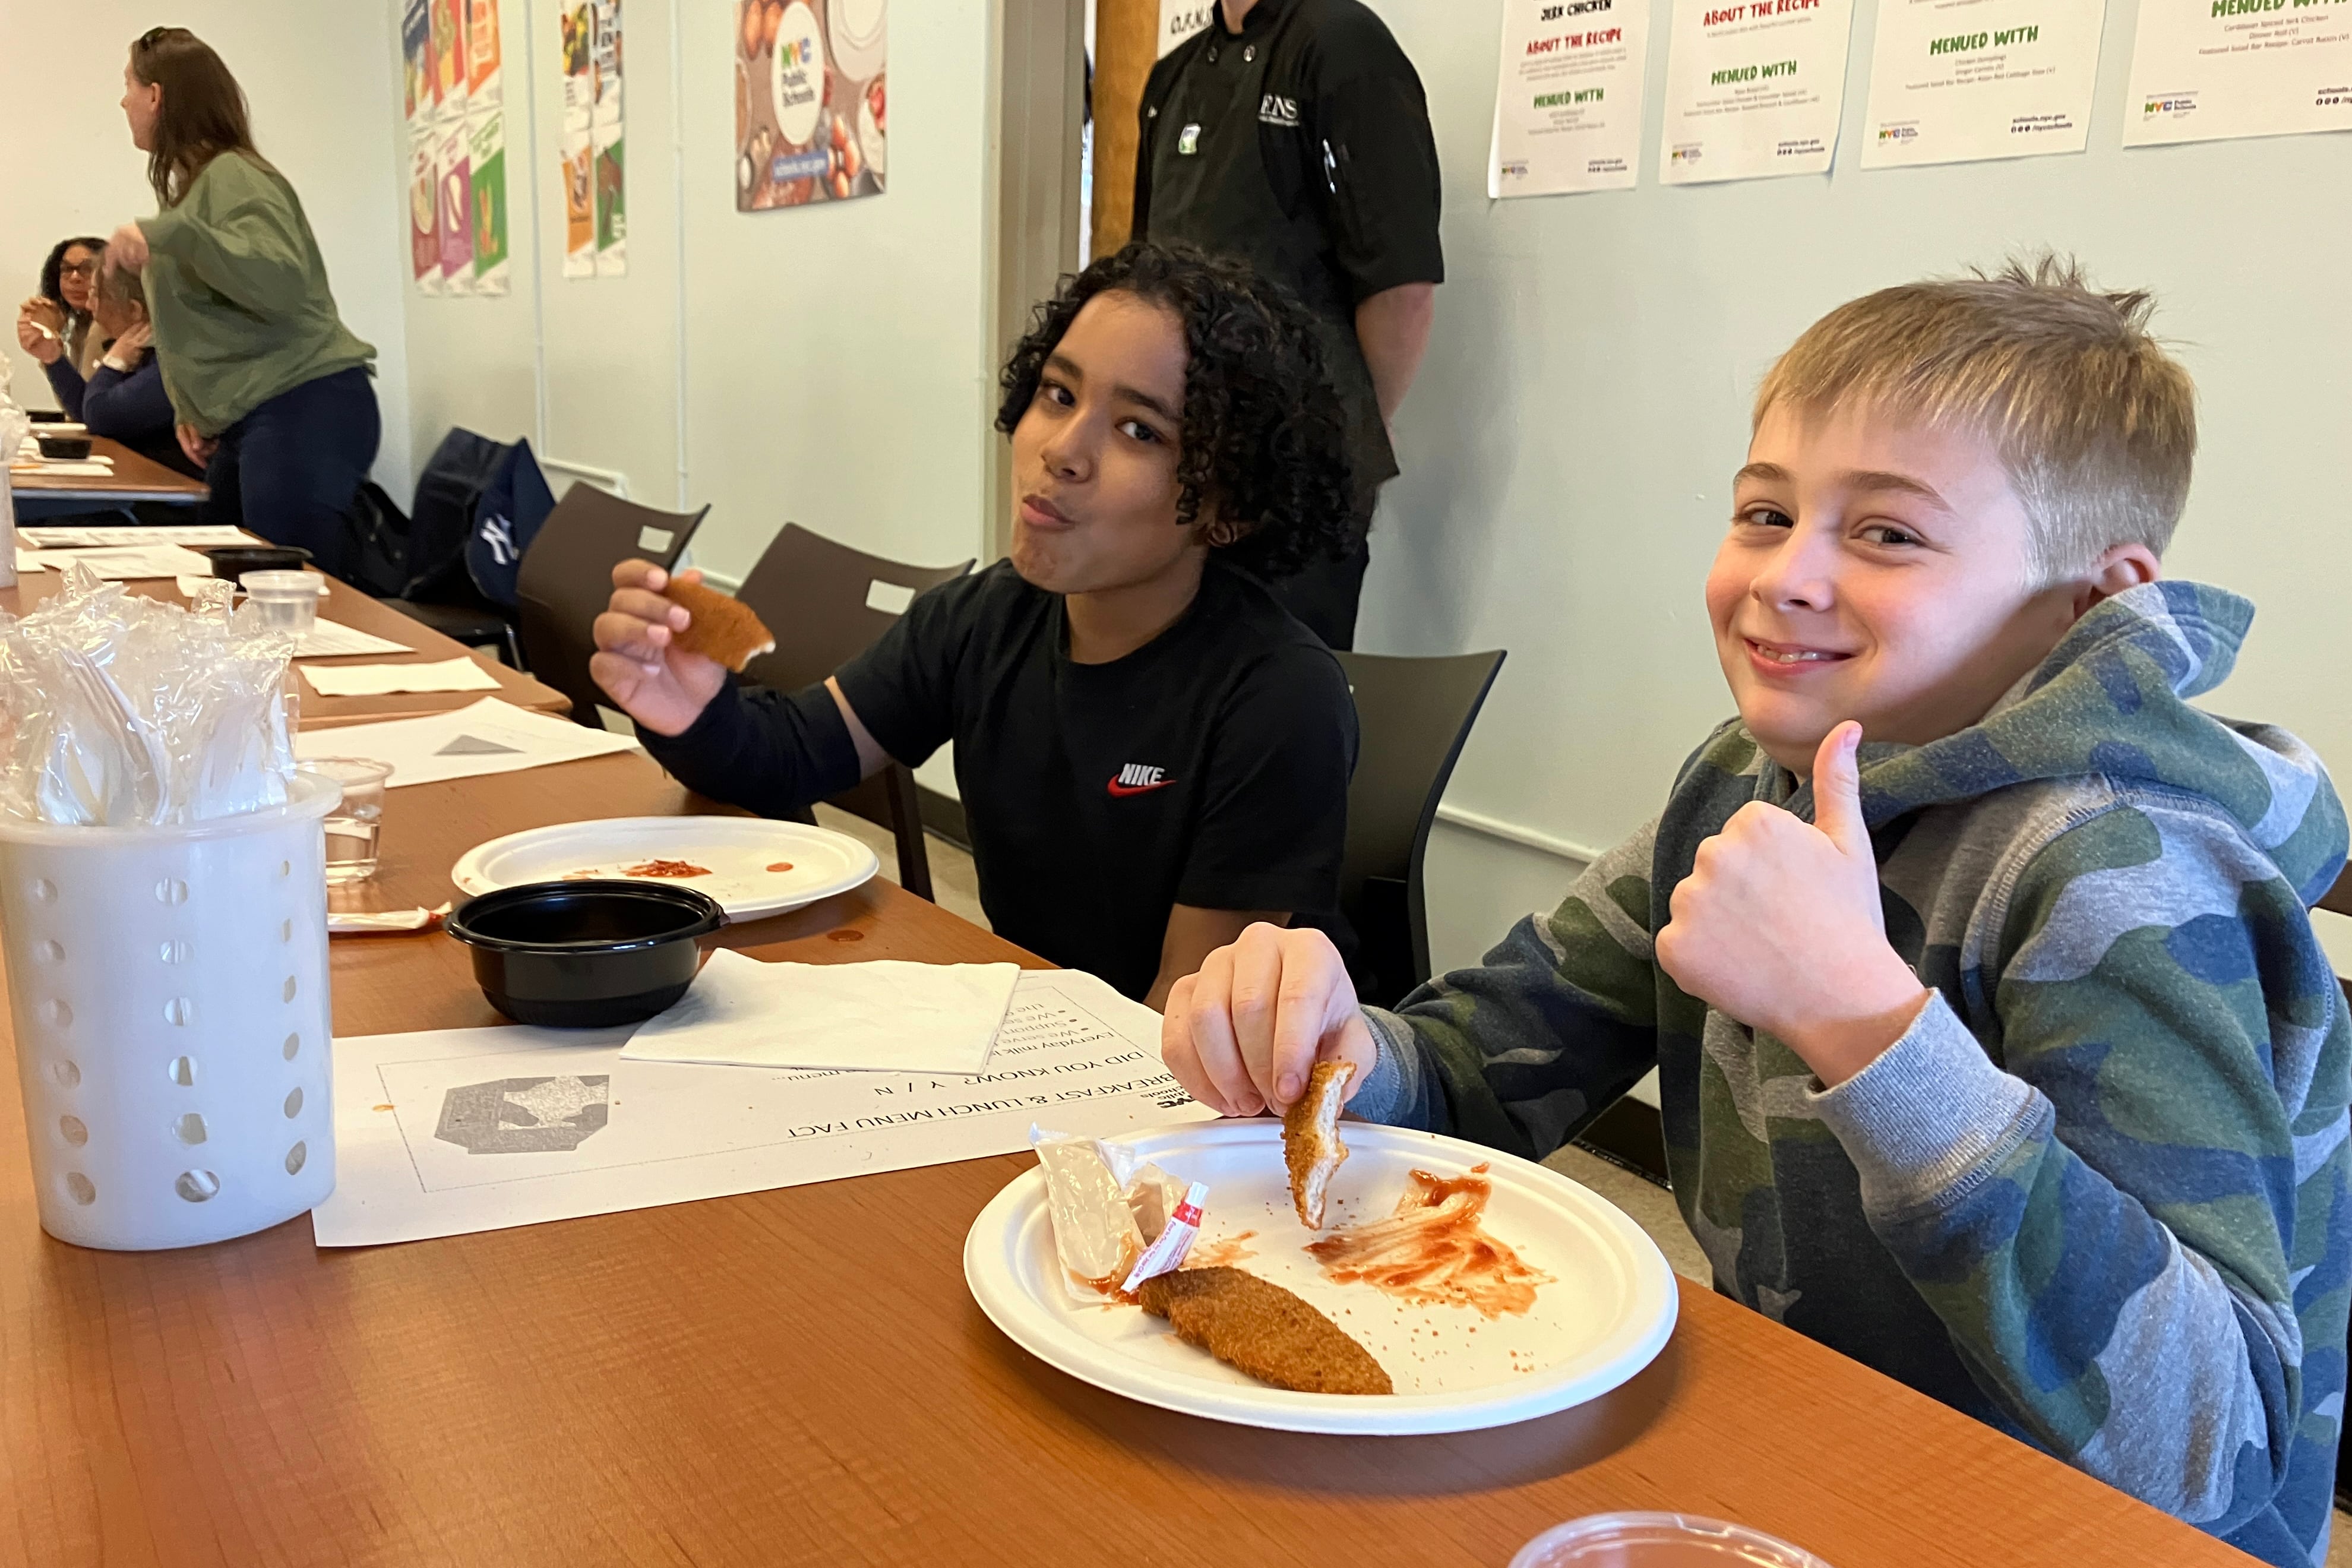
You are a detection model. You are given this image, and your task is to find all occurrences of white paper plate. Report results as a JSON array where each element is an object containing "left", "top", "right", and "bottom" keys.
[
  {"left": 450, "top": 816, "right": 879, "bottom": 921},
  {"left": 964, "top": 1121, "right": 1677, "bottom": 1434}
]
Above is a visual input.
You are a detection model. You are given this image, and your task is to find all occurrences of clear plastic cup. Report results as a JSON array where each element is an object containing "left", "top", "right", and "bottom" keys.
[
  {"left": 239, "top": 570, "right": 324, "bottom": 637},
  {"left": 306, "top": 757, "right": 394, "bottom": 883},
  {"left": 1510, "top": 1513, "right": 1832, "bottom": 1568}
]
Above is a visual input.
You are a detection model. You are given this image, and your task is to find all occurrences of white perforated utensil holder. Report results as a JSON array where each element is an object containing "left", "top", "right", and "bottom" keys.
[{"left": 0, "top": 772, "right": 339, "bottom": 1249}]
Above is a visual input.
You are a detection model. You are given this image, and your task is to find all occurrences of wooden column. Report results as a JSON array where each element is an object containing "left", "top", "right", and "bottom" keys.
[{"left": 1090, "top": 0, "right": 1162, "bottom": 258}]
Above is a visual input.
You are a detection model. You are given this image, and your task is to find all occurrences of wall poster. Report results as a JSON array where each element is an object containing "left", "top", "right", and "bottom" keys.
[
  {"left": 2123, "top": 0, "right": 2352, "bottom": 147},
  {"left": 561, "top": 2, "right": 628, "bottom": 273},
  {"left": 734, "top": 0, "right": 888, "bottom": 211},
  {"left": 403, "top": 0, "right": 508, "bottom": 296},
  {"left": 1490, "top": 0, "right": 1654, "bottom": 196},
  {"left": 1860, "top": 0, "right": 2108, "bottom": 167},
  {"left": 1658, "top": 0, "right": 1858, "bottom": 184}
]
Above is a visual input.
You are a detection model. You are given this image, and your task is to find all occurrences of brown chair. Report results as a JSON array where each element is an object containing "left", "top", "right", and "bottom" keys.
[
  {"left": 731, "top": 523, "right": 975, "bottom": 900},
  {"left": 513, "top": 485, "right": 707, "bottom": 726}
]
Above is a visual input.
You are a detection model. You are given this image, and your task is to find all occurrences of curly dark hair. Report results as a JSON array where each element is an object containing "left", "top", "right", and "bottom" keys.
[
  {"left": 38, "top": 236, "right": 106, "bottom": 325},
  {"left": 995, "top": 241, "right": 1357, "bottom": 580}
]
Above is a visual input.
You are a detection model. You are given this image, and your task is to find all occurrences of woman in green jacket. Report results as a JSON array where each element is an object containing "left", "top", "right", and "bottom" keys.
[{"left": 105, "top": 27, "right": 378, "bottom": 576}]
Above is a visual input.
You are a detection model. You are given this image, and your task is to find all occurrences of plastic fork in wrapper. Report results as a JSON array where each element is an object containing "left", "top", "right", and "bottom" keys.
[
  {"left": 1031, "top": 1126, "right": 1206, "bottom": 1303},
  {"left": 0, "top": 562, "right": 299, "bottom": 826}
]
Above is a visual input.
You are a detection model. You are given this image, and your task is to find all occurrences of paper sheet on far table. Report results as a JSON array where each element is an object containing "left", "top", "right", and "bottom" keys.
[
  {"left": 621, "top": 950, "right": 1022, "bottom": 1074},
  {"left": 21, "top": 524, "right": 250, "bottom": 548},
  {"left": 292, "top": 697, "right": 639, "bottom": 786},
  {"left": 303, "top": 656, "right": 501, "bottom": 697},
  {"left": 14, "top": 549, "right": 43, "bottom": 574},
  {"left": 293, "top": 619, "right": 414, "bottom": 659},
  {"left": 24, "top": 544, "right": 216, "bottom": 579},
  {"left": 313, "top": 968, "right": 1213, "bottom": 1247},
  {"left": 11, "top": 461, "right": 115, "bottom": 477}
]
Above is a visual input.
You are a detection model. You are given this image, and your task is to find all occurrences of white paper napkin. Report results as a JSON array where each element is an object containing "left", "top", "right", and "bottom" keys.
[
  {"left": 303, "top": 656, "right": 501, "bottom": 696},
  {"left": 295, "top": 620, "right": 413, "bottom": 659},
  {"left": 620, "top": 949, "right": 1023, "bottom": 1075}
]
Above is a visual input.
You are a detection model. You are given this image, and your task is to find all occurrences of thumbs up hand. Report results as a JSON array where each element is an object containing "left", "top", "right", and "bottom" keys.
[{"left": 1654, "top": 722, "right": 1930, "bottom": 1087}]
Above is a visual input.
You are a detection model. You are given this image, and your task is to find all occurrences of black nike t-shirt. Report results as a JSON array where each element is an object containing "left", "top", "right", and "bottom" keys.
[{"left": 640, "top": 558, "right": 1357, "bottom": 1001}]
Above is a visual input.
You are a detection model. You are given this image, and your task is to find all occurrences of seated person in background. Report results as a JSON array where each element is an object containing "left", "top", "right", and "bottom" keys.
[
  {"left": 21, "top": 255, "right": 199, "bottom": 479},
  {"left": 1161, "top": 258, "right": 2349, "bottom": 1567},
  {"left": 16, "top": 236, "right": 107, "bottom": 380},
  {"left": 593, "top": 242, "right": 1361, "bottom": 1007}
]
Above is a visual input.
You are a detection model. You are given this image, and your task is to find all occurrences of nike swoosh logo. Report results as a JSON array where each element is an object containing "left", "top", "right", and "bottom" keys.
[{"left": 1107, "top": 779, "right": 1177, "bottom": 797}]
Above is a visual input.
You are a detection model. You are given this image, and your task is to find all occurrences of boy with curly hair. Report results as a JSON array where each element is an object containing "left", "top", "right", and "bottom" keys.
[
  {"left": 596, "top": 242, "right": 1362, "bottom": 1006},
  {"left": 1164, "top": 258, "right": 2350, "bottom": 1566}
]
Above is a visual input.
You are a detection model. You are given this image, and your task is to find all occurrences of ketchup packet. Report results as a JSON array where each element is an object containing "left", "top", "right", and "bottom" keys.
[{"left": 1031, "top": 1126, "right": 1204, "bottom": 1304}]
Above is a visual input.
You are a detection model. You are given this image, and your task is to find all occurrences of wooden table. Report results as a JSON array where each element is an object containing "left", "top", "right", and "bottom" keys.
[
  {"left": 0, "top": 568, "right": 572, "bottom": 728},
  {"left": 9, "top": 434, "right": 208, "bottom": 504},
  {"left": 0, "top": 750, "right": 2256, "bottom": 1567}
]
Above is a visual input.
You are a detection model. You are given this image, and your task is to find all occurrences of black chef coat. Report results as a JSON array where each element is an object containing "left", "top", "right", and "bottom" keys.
[
  {"left": 638, "top": 559, "right": 1357, "bottom": 1002},
  {"left": 1134, "top": 0, "right": 1444, "bottom": 506}
]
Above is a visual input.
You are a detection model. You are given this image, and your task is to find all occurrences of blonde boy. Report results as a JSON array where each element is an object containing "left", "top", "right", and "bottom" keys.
[{"left": 1163, "top": 259, "right": 2350, "bottom": 1566}]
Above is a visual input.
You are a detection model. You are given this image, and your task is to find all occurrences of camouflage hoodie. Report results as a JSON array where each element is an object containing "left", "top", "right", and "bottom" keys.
[{"left": 1351, "top": 581, "right": 2350, "bottom": 1567}]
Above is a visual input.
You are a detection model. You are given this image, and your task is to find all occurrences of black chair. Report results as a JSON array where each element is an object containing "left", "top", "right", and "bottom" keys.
[
  {"left": 514, "top": 486, "right": 707, "bottom": 725},
  {"left": 1330, "top": 649, "right": 1505, "bottom": 1010},
  {"left": 731, "top": 523, "right": 975, "bottom": 900}
]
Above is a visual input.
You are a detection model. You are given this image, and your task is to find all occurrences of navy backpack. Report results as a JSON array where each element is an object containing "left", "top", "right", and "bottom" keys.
[{"left": 465, "top": 439, "right": 557, "bottom": 608}]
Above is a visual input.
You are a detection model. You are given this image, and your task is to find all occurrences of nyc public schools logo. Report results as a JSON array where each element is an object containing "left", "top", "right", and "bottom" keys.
[
  {"left": 1877, "top": 123, "right": 1919, "bottom": 141},
  {"left": 2142, "top": 92, "right": 2197, "bottom": 116}
]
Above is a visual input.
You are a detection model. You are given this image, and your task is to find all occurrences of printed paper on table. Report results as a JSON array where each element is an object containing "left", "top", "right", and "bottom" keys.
[
  {"left": 1861, "top": 0, "right": 2108, "bottom": 167},
  {"left": 312, "top": 968, "right": 1216, "bottom": 1247},
  {"left": 1491, "top": 0, "right": 1654, "bottom": 196},
  {"left": 1659, "top": 0, "right": 1858, "bottom": 183},
  {"left": 2123, "top": 0, "right": 2352, "bottom": 147}
]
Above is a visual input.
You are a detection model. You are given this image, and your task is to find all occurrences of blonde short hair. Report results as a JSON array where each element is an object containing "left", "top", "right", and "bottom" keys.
[{"left": 1754, "top": 255, "right": 2197, "bottom": 584}]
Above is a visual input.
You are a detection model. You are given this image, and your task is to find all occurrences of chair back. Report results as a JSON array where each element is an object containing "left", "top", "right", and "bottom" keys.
[
  {"left": 515, "top": 485, "right": 707, "bottom": 726},
  {"left": 1332, "top": 648, "right": 1506, "bottom": 1009},
  {"left": 732, "top": 523, "right": 975, "bottom": 898}
]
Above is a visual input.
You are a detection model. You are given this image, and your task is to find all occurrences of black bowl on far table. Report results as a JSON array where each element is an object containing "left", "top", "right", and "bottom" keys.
[
  {"left": 447, "top": 881, "right": 727, "bottom": 1028},
  {"left": 34, "top": 434, "right": 91, "bottom": 460},
  {"left": 202, "top": 545, "right": 312, "bottom": 578}
]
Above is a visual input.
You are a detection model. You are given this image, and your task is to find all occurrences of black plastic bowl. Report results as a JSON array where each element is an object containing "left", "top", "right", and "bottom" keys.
[
  {"left": 447, "top": 881, "right": 726, "bottom": 1028},
  {"left": 35, "top": 434, "right": 92, "bottom": 460},
  {"left": 203, "top": 544, "right": 312, "bottom": 578}
]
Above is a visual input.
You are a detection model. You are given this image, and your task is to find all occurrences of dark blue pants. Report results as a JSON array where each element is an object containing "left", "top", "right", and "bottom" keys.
[{"left": 203, "top": 366, "right": 380, "bottom": 578}]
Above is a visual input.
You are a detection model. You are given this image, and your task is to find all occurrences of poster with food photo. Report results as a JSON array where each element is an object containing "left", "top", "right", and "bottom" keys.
[
  {"left": 432, "top": 0, "right": 468, "bottom": 109},
  {"left": 437, "top": 114, "right": 475, "bottom": 295},
  {"left": 409, "top": 134, "right": 441, "bottom": 295},
  {"left": 559, "top": 3, "right": 598, "bottom": 276},
  {"left": 469, "top": 107, "right": 510, "bottom": 294},
  {"left": 592, "top": 0, "right": 627, "bottom": 276},
  {"left": 467, "top": 0, "right": 503, "bottom": 102},
  {"left": 403, "top": 0, "right": 434, "bottom": 120},
  {"left": 734, "top": 0, "right": 887, "bottom": 212}
]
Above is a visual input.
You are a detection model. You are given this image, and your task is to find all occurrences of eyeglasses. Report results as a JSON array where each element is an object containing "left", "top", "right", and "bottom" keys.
[
  {"left": 137, "top": 26, "right": 170, "bottom": 48},
  {"left": 60, "top": 260, "right": 99, "bottom": 278}
]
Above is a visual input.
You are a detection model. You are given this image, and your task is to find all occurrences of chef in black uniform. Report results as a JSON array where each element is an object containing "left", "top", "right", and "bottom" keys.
[{"left": 1134, "top": 0, "right": 1443, "bottom": 650}]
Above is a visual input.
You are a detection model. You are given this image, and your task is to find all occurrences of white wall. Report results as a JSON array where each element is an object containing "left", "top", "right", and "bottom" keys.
[
  {"left": 391, "top": 0, "right": 998, "bottom": 581},
  {"left": 1357, "top": 0, "right": 2352, "bottom": 972},
  {"left": 0, "top": 2, "right": 414, "bottom": 497},
  {"left": 381, "top": 0, "right": 2350, "bottom": 976}
]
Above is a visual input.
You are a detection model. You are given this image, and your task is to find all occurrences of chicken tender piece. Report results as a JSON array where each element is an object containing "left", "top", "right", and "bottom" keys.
[
  {"left": 1283, "top": 1058, "right": 1354, "bottom": 1229},
  {"left": 666, "top": 577, "right": 776, "bottom": 672},
  {"left": 1137, "top": 1266, "right": 1391, "bottom": 1396}
]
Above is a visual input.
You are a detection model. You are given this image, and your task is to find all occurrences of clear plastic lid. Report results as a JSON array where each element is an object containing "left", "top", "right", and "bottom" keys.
[{"left": 1510, "top": 1513, "right": 1832, "bottom": 1568}]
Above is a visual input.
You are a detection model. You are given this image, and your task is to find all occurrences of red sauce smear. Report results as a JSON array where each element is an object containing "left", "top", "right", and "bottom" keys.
[
  {"left": 1305, "top": 1165, "right": 1550, "bottom": 1319},
  {"left": 766, "top": 862, "right": 795, "bottom": 874},
  {"left": 620, "top": 859, "right": 712, "bottom": 878},
  {"left": 1185, "top": 1230, "right": 1259, "bottom": 1270}
]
